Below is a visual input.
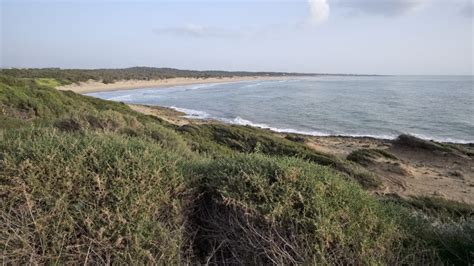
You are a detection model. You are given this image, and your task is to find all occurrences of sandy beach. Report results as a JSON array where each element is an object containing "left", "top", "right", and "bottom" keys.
[{"left": 57, "top": 76, "right": 287, "bottom": 94}]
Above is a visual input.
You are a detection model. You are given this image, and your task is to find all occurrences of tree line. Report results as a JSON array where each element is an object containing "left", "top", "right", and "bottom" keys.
[{"left": 0, "top": 67, "right": 320, "bottom": 84}]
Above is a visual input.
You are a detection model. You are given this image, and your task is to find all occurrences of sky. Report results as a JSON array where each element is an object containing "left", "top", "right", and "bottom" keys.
[{"left": 1, "top": 0, "right": 473, "bottom": 75}]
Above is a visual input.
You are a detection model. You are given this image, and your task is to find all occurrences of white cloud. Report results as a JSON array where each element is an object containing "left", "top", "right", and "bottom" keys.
[
  {"left": 308, "top": 0, "right": 330, "bottom": 25},
  {"left": 307, "top": 0, "right": 430, "bottom": 24},
  {"left": 335, "top": 0, "right": 428, "bottom": 16},
  {"left": 153, "top": 24, "right": 234, "bottom": 38},
  {"left": 153, "top": 23, "right": 295, "bottom": 40},
  {"left": 460, "top": 0, "right": 473, "bottom": 17}
]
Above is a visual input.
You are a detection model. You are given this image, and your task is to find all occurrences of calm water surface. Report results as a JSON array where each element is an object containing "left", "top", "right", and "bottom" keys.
[{"left": 88, "top": 76, "right": 474, "bottom": 143}]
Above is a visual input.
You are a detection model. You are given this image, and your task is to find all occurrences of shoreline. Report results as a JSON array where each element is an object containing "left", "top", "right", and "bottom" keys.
[
  {"left": 57, "top": 76, "right": 291, "bottom": 94},
  {"left": 131, "top": 104, "right": 474, "bottom": 144},
  {"left": 148, "top": 105, "right": 474, "bottom": 145},
  {"left": 61, "top": 76, "right": 474, "bottom": 145},
  {"left": 128, "top": 103, "right": 474, "bottom": 204}
]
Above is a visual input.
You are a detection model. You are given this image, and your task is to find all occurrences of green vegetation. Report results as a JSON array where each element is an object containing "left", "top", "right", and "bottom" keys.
[
  {"left": 1, "top": 74, "right": 473, "bottom": 264},
  {"left": 178, "top": 124, "right": 381, "bottom": 188},
  {"left": 34, "top": 78, "right": 63, "bottom": 88},
  {"left": 381, "top": 196, "right": 474, "bottom": 264},
  {"left": 0, "top": 67, "right": 319, "bottom": 85},
  {"left": 1, "top": 128, "right": 186, "bottom": 264},
  {"left": 347, "top": 148, "right": 399, "bottom": 166},
  {"left": 187, "top": 155, "right": 419, "bottom": 264},
  {"left": 394, "top": 134, "right": 474, "bottom": 157},
  {"left": 383, "top": 196, "right": 474, "bottom": 221}
]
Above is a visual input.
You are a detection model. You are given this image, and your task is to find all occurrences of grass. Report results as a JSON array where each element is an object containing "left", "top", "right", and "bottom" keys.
[
  {"left": 1, "top": 75, "right": 473, "bottom": 264},
  {"left": 34, "top": 78, "right": 63, "bottom": 88},
  {"left": 0, "top": 75, "right": 133, "bottom": 123},
  {"left": 380, "top": 196, "right": 474, "bottom": 264},
  {"left": 179, "top": 124, "right": 381, "bottom": 188},
  {"left": 186, "top": 154, "right": 408, "bottom": 264},
  {"left": 393, "top": 134, "right": 474, "bottom": 157},
  {"left": 382, "top": 196, "right": 474, "bottom": 221},
  {"left": 1, "top": 128, "right": 186, "bottom": 264},
  {"left": 347, "top": 148, "right": 398, "bottom": 166}
]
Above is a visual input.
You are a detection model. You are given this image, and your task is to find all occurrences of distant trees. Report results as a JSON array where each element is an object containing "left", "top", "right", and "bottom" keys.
[{"left": 0, "top": 67, "right": 321, "bottom": 85}]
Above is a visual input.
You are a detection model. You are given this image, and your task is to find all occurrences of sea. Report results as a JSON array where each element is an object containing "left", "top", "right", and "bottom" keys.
[{"left": 87, "top": 75, "right": 474, "bottom": 144}]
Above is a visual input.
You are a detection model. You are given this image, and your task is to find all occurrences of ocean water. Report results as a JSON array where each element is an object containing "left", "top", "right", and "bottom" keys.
[{"left": 87, "top": 76, "right": 474, "bottom": 143}]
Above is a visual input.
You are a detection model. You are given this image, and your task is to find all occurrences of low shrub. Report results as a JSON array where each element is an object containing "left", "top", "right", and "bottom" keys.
[
  {"left": 347, "top": 148, "right": 398, "bottom": 166},
  {"left": 179, "top": 124, "right": 381, "bottom": 188},
  {"left": 185, "top": 154, "right": 413, "bottom": 264},
  {"left": 1, "top": 128, "right": 186, "bottom": 264},
  {"left": 394, "top": 134, "right": 453, "bottom": 154},
  {"left": 1, "top": 75, "right": 472, "bottom": 264}
]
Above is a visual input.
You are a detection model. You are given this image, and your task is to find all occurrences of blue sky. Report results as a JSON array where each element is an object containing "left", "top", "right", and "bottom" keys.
[{"left": 1, "top": 0, "right": 472, "bottom": 75}]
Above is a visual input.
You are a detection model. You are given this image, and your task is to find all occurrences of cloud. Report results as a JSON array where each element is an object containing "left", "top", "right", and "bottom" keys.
[
  {"left": 153, "top": 23, "right": 296, "bottom": 40},
  {"left": 460, "top": 0, "right": 473, "bottom": 17},
  {"left": 308, "top": 0, "right": 330, "bottom": 25},
  {"left": 307, "top": 0, "right": 430, "bottom": 25},
  {"left": 334, "top": 0, "right": 428, "bottom": 16},
  {"left": 153, "top": 24, "right": 234, "bottom": 38}
]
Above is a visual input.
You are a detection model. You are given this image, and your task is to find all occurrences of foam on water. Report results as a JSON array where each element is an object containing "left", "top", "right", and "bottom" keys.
[
  {"left": 89, "top": 76, "right": 474, "bottom": 144},
  {"left": 223, "top": 116, "right": 331, "bottom": 136},
  {"left": 169, "top": 106, "right": 212, "bottom": 119}
]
